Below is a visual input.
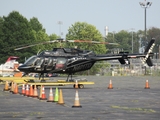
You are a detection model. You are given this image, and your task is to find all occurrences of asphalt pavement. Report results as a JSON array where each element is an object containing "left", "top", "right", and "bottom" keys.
[{"left": 0, "top": 76, "right": 160, "bottom": 120}]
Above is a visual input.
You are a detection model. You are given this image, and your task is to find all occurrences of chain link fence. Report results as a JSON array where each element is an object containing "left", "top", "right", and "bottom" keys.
[{"left": 99, "top": 59, "right": 160, "bottom": 76}]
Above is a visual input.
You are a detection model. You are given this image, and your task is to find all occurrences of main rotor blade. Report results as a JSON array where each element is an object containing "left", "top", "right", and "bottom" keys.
[
  {"left": 67, "top": 40, "right": 119, "bottom": 45},
  {"left": 14, "top": 40, "right": 59, "bottom": 50},
  {"left": 14, "top": 39, "right": 119, "bottom": 50}
]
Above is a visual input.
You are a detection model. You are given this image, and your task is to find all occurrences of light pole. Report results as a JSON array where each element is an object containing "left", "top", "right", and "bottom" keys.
[
  {"left": 139, "top": 0, "right": 152, "bottom": 48},
  {"left": 138, "top": 34, "right": 144, "bottom": 53},
  {"left": 113, "top": 31, "right": 115, "bottom": 42},
  {"left": 131, "top": 28, "right": 135, "bottom": 53},
  {"left": 57, "top": 21, "right": 63, "bottom": 37}
]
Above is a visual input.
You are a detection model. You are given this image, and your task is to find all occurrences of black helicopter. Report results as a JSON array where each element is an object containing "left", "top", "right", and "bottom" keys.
[{"left": 16, "top": 38, "right": 155, "bottom": 81}]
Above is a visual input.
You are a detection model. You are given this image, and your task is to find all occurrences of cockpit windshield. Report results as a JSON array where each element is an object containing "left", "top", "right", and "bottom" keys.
[{"left": 24, "top": 56, "right": 38, "bottom": 65}]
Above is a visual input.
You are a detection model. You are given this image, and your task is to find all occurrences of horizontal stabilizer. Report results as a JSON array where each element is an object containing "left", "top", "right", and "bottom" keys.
[{"left": 118, "top": 58, "right": 126, "bottom": 64}]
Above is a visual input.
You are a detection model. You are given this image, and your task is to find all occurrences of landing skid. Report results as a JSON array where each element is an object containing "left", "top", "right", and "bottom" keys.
[
  {"left": 39, "top": 73, "right": 46, "bottom": 82},
  {"left": 66, "top": 74, "right": 73, "bottom": 82},
  {"left": 66, "top": 74, "right": 87, "bottom": 89}
]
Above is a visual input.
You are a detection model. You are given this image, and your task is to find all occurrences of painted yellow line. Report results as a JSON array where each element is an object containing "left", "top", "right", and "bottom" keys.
[
  {"left": 0, "top": 77, "right": 49, "bottom": 83},
  {"left": 26, "top": 81, "right": 94, "bottom": 85}
]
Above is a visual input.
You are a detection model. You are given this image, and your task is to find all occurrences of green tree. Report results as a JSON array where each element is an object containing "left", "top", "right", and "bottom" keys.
[
  {"left": 66, "top": 22, "right": 107, "bottom": 54},
  {"left": 0, "top": 17, "right": 4, "bottom": 47},
  {"left": 0, "top": 11, "right": 36, "bottom": 63},
  {"left": 105, "top": 32, "right": 120, "bottom": 54},
  {"left": 48, "top": 33, "right": 60, "bottom": 49},
  {"left": 106, "top": 30, "right": 140, "bottom": 54},
  {"left": 107, "top": 30, "right": 139, "bottom": 53},
  {"left": 137, "top": 30, "right": 146, "bottom": 52},
  {"left": 0, "top": 17, "right": 4, "bottom": 63},
  {"left": 34, "top": 30, "right": 50, "bottom": 52},
  {"left": 147, "top": 27, "right": 160, "bottom": 55},
  {"left": 49, "top": 33, "right": 59, "bottom": 40},
  {"left": 137, "top": 27, "right": 160, "bottom": 54},
  {"left": 0, "top": 17, "right": 3, "bottom": 34},
  {"left": 115, "top": 30, "right": 131, "bottom": 52},
  {"left": 133, "top": 33, "right": 139, "bottom": 53},
  {"left": 29, "top": 17, "right": 45, "bottom": 32},
  {"left": 29, "top": 17, "right": 51, "bottom": 54}
]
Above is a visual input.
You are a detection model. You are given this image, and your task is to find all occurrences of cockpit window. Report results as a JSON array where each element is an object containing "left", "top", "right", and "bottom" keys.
[
  {"left": 39, "top": 51, "right": 55, "bottom": 56},
  {"left": 36, "top": 58, "right": 44, "bottom": 66},
  {"left": 24, "top": 56, "right": 38, "bottom": 65},
  {"left": 57, "top": 58, "right": 67, "bottom": 64}
]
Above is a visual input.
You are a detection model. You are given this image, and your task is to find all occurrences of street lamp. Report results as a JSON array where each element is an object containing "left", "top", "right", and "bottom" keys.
[
  {"left": 138, "top": 34, "right": 144, "bottom": 53},
  {"left": 113, "top": 31, "right": 115, "bottom": 42},
  {"left": 131, "top": 28, "right": 135, "bottom": 53},
  {"left": 57, "top": 21, "right": 63, "bottom": 37},
  {"left": 139, "top": 0, "right": 152, "bottom": 47}
]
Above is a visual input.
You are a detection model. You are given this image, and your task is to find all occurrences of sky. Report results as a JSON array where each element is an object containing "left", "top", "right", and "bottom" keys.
[{"left": 0, "top": 0, "right": 159, "bottom": 37}]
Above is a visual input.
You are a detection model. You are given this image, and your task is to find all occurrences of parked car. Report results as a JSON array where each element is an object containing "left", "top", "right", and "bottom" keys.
[
  {"left": 34, "top": 74, "right": 39, "bottom": 78},
  {"left": 46, "top": 73, "right": 59, "bottom": 77}
]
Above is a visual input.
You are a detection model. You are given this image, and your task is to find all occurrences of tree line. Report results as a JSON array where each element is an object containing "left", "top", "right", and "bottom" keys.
[{"left": 0, "top": 11, "right": 159, "bottom": 71}]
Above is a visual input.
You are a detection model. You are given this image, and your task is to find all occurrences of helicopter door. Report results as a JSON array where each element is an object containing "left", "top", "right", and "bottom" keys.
[
  {"left": 35, "top": 57, "right": 45, "bottom": 71},
  {"left": 55, "top": 57, "right": 67, "bottom": 70},
  {"left": 45, "top": 57, "right": 54, "bottom": 71}
]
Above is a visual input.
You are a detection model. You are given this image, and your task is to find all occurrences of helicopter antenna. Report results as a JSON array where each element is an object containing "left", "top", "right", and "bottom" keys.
[{"left": 57, "top": 38, "right": 65, "bottom": 48}]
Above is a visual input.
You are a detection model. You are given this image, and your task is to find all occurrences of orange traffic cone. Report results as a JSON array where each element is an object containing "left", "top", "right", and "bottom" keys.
[
  {"left": 3, "top": 81, "right": 9, "bottom": 91},
  {"left": 10, "top": 81, "right": 14, "bottom": 93},
  {"left": 13, "top": 83, "right": 19, "bottom": 94},
  {"left": 57, "top": 89, "right": 65, "bottom": 105},
  {"left": 33, "top": 84, "right": 38, "bottom": 98},
  {"left": 28, "top": 84, "right": 34, "bottom": 97},
  {"left": 47, "top": 87, "right": 54, "bottom": 102},
  {"left": 39, "top": 86, "right": 47, "bottom": 100},
  {"left": 25, "top": 84, "right": 29, "bottom": 96},
  {"left": 108, "top": 80, "right": 113, "bottom": 89},
  {"left": 74, "top": 80, "right": 79, "bottom": 89},
  {"left": 72, "top": 90, "right": 82, "bottom": 108},
  {"left": 39, "top": 85, "right": 42, "bottom": 99},
  {"left": 20, "top": 83, "right": 25, "bottom": 95},
  {"left": 144, "top": 80, "right": 150, "bottom": 89}
]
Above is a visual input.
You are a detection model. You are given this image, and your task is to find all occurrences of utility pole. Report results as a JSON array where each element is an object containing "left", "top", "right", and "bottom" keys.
[
  {"left": 57, "top": 21, "right": 63, "bottom": 37},
  {"left": 139, "top": 0, "right": 152, "bottom": 75},
  {"left": 131, "top": 28, "right": 135, "bottom": 53},
  {"left": 139, "top": 0, "right": 152, "bottom": 48}
]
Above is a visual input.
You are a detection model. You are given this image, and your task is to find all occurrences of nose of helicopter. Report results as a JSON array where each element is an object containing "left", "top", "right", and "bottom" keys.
[{"left": 18, "top": 64, "right": 31, "bottom": 72}]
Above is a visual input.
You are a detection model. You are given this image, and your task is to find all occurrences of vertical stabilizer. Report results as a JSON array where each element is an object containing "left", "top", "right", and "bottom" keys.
[{"left": 142, "top": 38, "right": 155, "bottom": 66}]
